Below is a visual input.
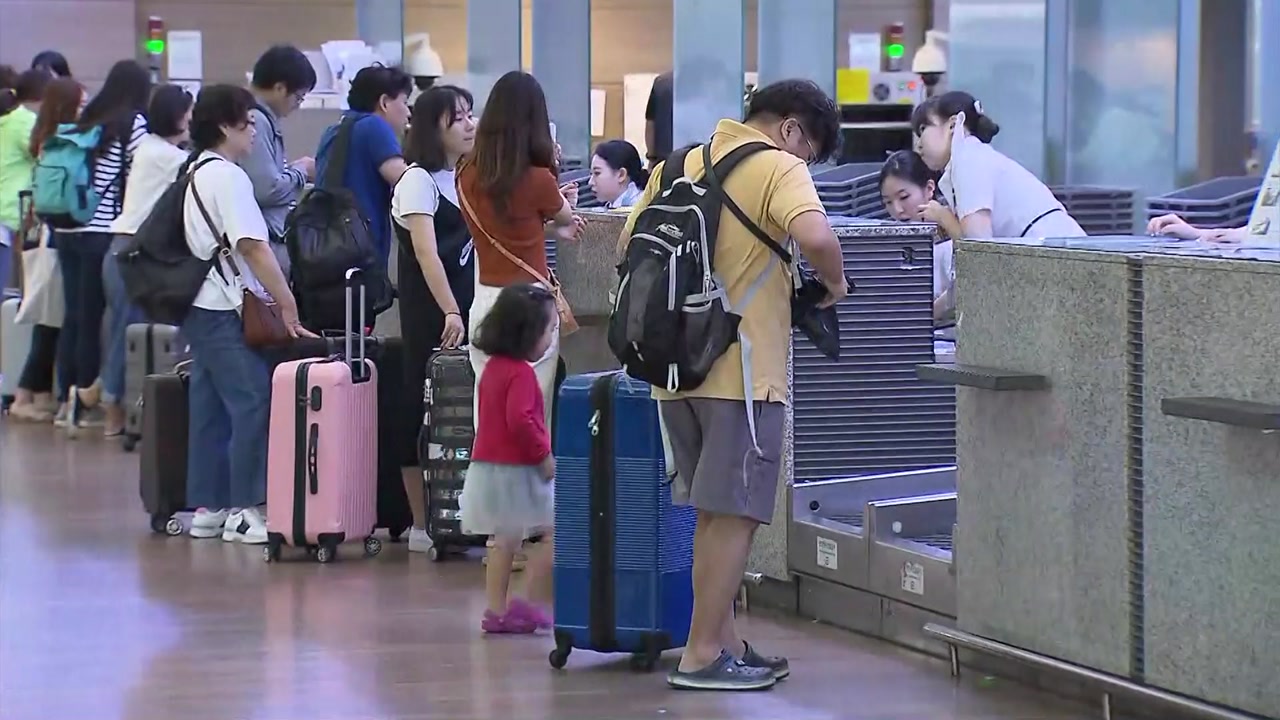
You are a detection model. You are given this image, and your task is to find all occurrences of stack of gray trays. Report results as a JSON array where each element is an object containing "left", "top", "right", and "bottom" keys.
[
  {"left": 1145, "top": 176, "right": 1261, "bottom": 229},
  {"left": 1049, "top": 185, "right": 1137, "bottom": 235},
  {"left": 812, "top": 163, "right": 890, "bottom": 220},
  {"left": 791, "top": 219, "right": 956, "bottom": 482}
]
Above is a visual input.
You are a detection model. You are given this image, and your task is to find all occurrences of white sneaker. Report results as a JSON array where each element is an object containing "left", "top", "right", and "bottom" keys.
[
  {"left": 407, "top": 527, "right": 433, "bottom": 553},
  {"left": 190, "top": 508, "right": 230, "bottom": 539},
  {"left": 222, "top": 507, "right": 269, "bottom": 544}
]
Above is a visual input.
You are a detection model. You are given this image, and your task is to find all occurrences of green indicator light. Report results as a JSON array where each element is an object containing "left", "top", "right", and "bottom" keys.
[
  {"left": 886, "top": 43, "right": 905, "bottom": 59},
  {"left": 146, "top": 39, "right": 165, "bottom": 54}
]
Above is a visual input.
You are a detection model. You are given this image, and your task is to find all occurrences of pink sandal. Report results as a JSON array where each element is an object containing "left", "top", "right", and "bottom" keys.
[
  {"left": 481, "top": 609, "right": 536, "bottom": 634},
  {"left": 506, "top": 598, "right": 553, "bottom": 630}
]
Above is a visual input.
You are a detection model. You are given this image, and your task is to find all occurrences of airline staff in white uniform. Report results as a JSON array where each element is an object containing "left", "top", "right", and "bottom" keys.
[{"left": 913, "top": 91, "right": 1086, "bottom": 240}]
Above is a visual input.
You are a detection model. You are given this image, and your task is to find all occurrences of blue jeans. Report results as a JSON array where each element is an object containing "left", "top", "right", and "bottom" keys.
[
  {"left": 181, "top": 307, "right": 272, "bottom": 510},
  {"left": 101, "top": 235, "right": 144, "bottom": 404}
]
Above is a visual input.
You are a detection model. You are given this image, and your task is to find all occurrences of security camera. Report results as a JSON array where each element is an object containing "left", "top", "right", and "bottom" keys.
[{"left": 912, "top": 30, "right": 948, "bottom": 75}]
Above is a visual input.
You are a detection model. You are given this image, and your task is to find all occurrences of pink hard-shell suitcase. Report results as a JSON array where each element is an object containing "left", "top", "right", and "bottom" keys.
[{"left": 264, "top": 269, "right": 382, "bottom": 564}]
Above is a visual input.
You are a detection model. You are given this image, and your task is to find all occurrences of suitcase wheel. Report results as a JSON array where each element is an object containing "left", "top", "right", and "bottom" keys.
[
  {"left": 363, "top": 537, "right": 382, "bottom": 557},
  {"left": 315, "top": 545, "right": 337, "bottom": 564},
  {"left": 121, "top": 434, "right": 139, "bottom": 453},
  {"left": 427, "top": 544, "right": 446, "bottom": 562},
  {"left": 264, "top": 536, "right": 283, "bottom": 563},
  {"left": 149, "top": 513, "right": 183, "bottom": 536},
  {"left": 548, "top": 646, "right": 571, "bottom": 670},
  {"left": 628, "top": 652, "right": 658, "bottom": 673}
]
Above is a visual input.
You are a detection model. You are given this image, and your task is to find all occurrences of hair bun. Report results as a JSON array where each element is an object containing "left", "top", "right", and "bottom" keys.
[{"left": 974, "top": 115, "right": 1000, "bottom": 143}]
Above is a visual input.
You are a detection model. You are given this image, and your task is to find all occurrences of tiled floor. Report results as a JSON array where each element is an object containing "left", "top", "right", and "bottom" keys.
[{"left": 0, "top": 420, "right": 1094, "bottom": 720}]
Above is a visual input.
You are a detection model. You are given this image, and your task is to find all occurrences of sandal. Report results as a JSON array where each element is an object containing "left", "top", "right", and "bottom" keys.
[{"left": 667, "top": 651, "right": 776, "bottom": 691}]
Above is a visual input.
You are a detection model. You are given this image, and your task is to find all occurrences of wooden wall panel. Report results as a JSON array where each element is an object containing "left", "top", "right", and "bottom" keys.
[
  {"left": 2, "top": 0, "right": 927, "bottom": 141},
  {"left": 134, "top": 0, "right": 356, "bottom": 86},
  {"left": 0, "top": 0, "right": 138, "bottom": 88},
  {"left": 404, "top": 0, "right": 928, "bottom": 140}
]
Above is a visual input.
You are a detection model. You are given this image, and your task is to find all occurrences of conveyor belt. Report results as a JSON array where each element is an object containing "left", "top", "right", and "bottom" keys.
[
  {"left": 904, "top": 531, "right": 954, "bottom": 552},
  {"left": 825, "top": 512, "right": 866, "bottom": 531}
]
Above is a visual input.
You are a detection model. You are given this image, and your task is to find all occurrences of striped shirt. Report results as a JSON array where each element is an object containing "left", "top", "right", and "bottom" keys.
[{"left": 65, "top": 113, "right": 148, "bottom": 234}]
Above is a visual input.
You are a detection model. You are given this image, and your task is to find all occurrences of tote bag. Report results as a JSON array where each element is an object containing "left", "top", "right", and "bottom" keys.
[{"left": 15, "top": 201, "right": 63, "bottom": 328}]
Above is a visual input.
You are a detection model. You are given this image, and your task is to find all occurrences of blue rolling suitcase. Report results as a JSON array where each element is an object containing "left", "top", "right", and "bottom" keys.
[{"left": 548, "top": 371, "right": 696, "bottom": 672}]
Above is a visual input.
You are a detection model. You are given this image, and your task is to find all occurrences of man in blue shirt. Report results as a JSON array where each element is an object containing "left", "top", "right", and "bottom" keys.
[{"left": 315, "top": 65, "right": 413, "bottom": 265}]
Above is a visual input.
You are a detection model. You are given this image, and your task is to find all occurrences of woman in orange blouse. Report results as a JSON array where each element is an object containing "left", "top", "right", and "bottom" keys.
[{"left": 457, "top": 71, "right": 581, "bottom": 424}]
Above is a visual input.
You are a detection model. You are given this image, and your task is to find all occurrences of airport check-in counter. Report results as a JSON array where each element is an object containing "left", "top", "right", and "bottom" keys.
[
  {"left": 1139, "top": 247, "right": 1280, "bottom": 718},
  {"left": 553, "top": 210, "right": 630, "bottom": 375},
  {"left": 920, "top": 236, "right": 1280, "bottom": 719}
]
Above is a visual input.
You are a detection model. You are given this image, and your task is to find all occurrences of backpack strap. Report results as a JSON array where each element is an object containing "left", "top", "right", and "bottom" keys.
[
  {"left": 700, "top": 141, "right": 793, "bottom": 266},
  {"left": 658, "top": 144, "right": 698, "bottom": 191},
  {"left": 318, "top": 115, "right": 361, "bottom": 190}
]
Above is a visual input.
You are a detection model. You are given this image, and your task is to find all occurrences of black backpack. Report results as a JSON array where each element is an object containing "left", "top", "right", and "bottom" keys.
[
  {"left": 284, "top": 115, "right": 394, "bottom": 330},
  {"left": 608, "top": 141, "right": 791, "bottom": 392},
  {"left": 116, "top": 155, "right": 220, "bottom": 325}
]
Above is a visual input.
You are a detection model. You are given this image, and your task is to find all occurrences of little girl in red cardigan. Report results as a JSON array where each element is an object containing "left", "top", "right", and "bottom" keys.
[{"left": 458, "top": 284, "right": 557, "bottom": 633}]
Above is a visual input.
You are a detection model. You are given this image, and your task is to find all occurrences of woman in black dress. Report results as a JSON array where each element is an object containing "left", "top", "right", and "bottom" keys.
[{"left": 390, "top": 85, "right": 477, "bottom": 552}]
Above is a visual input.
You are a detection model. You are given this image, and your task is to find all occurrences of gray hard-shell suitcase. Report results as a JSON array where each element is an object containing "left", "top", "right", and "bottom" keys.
[{"left": 122, "top": 323, "right": 183, "bottom": 451}]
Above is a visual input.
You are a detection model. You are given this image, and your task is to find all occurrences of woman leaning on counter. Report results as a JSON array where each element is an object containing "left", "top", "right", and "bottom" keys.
[
  {"left": 878, "top": 149, "right": 956, "bottom": 331},
  {"left": 913, "top": 90, "right": 1085, "bottom": 240}
]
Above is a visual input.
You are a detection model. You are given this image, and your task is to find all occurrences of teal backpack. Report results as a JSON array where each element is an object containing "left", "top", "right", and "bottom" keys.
[{"left": 31, "top": 123, "right": 104, "bottom": 228}]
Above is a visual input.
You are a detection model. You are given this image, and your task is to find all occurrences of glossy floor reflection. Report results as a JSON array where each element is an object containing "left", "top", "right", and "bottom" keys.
[{"left": 0, "top": 420, "right": 1093, "bottom": 720}]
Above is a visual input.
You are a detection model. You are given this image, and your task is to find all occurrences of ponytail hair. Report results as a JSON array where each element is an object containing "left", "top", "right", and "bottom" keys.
[{"left": 911, "top": 90, "right": 1000, "bottom": 144}]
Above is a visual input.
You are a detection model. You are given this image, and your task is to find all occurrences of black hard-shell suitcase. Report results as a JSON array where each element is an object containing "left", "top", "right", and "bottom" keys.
[
  {"left": 139, "top": 371, "right": 189, "bottom": 535},
  {"left": 419, "top": 348, "right": 486, "bottom": 560},
  {"left": 419, "top": 352, "right": 569, "bottom": 560}
]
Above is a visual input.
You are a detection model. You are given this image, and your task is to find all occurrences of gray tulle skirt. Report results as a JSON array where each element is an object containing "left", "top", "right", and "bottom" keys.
[{"left": 458, "top": 461, "right": 554, "bottom": 539}]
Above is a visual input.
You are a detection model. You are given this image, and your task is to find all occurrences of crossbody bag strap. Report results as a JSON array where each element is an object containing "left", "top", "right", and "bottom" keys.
[
  {"left": 701, "top": 142, "right": 793, "bottom": 266},
  {"left": 456, "top": 186, "right": 557, "bottom": 289},
  {"left": 318, "top": 115, "right": 360, "bottom": 190},
  {"left": 188, "top": 158, "right": 243, "bottom": 285}
]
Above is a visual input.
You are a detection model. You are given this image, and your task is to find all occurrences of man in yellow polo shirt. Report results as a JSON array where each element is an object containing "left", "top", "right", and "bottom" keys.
[{"left": 622, "top": 79, "right": 847, "bottom": 691}]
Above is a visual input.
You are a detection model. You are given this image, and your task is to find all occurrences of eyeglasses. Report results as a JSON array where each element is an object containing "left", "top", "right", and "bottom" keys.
[{"left": 788, "top": 120, "right": 818, "bottom": 165}]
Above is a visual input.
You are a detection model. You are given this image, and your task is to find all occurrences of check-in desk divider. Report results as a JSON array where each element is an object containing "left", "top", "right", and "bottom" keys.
[
  {"left": 1124, "top": 258, "right": 1146, "bottom": 682},
  {"left": 922, "top": 241, "right": 1280, "bottom": 720}
]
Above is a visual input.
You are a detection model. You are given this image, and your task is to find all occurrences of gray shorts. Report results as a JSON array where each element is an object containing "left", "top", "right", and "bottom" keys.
[{"left": 659, "top": 397, "right": 785, "bottom": 525}]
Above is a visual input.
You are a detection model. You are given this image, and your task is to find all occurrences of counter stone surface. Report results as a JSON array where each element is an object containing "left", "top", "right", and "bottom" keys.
[
  {"left": 954, "top": 241, "right": 1133, "bottom": 677},
  {"left": 1140, "top": 255, "right": 1280, "bottom": 718}
]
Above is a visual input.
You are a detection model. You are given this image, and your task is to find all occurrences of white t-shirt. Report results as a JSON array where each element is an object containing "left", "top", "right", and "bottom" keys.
[
  {"left": 940, "top": 136, "right": 1085, "bottom": 239},
  {"left": 391, "top": 166, "right": 457, "bottom": 227},
  {"left": 183, "top": 151, "right": 269, "bottom": 311},
  {"left": 111, "top": 134, "right": 190, "bottom": 235}
]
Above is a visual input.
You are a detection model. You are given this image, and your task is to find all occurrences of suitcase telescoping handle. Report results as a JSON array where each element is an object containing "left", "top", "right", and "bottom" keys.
[{"left": 344, "top": 268, "right": 369, "bottom": 382}]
